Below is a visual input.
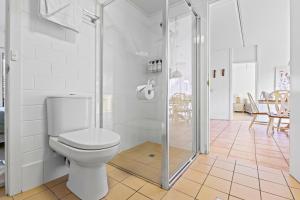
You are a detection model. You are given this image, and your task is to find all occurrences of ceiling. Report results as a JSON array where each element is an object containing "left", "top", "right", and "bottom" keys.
[
  {"left": 129, "top": 0, "right": 183, "bottom": 16},
  {"left": 210, "top": 0, "right": 290, "bottom": 51}
]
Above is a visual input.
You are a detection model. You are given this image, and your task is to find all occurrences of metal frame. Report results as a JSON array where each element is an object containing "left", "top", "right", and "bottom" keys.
[
  {"left": 164, "top": 7, "right": 200, "bottom": 189},
  {"left": 98, "top": 0, "right": 201, "bottom": 190}
]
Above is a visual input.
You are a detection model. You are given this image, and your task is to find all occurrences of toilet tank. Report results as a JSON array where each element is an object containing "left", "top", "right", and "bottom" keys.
[{"left": 47, "top": 95, "right": 92, "bottom": 136}]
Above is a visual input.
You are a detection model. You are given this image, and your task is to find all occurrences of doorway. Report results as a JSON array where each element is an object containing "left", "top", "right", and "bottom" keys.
[{"left": 231, "top": 62, "right": 256, "bottom": 121}]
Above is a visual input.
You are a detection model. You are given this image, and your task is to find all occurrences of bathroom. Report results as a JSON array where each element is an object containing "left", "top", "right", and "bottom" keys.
[
  {"left": 1, "top": 0, "right": 202, "bottom": 199},
  {"left": 3, "top": 0, "right": 300, "bottom": 199}
]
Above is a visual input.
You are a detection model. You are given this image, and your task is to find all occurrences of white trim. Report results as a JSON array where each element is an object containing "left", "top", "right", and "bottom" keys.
[
  {"left": 229, "top": 48, "right": 233, "bottom": 120},
  {"left": 5, "top": 0, "right": 22, "bottom": 195},
  {"left": 198, "top": 0, "right": 211, "bottom": 154},
  {"left": 290, "top": 0, "right": 300, "bottom": 182}
]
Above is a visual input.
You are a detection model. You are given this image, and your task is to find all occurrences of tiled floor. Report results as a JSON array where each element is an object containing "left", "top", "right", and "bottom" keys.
[
  {"left": 210, "top": 120, "right": 289, "bottom": 171},
  {"left": 2, "top": 155, "right": 300, "bottom": 200},
  {"left": 110, "top": 141, "right": 192, "bottom": 184},
  {"left": 0, "top": 119, "right": 294, "bottom": 200}
]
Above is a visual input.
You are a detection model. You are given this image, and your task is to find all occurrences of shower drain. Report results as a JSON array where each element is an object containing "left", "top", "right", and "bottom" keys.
[{"left": 148, "top": 154, "right": 155, "bottom": 157}]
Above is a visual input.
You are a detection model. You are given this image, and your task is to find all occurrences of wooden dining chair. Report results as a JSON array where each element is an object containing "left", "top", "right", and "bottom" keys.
[
  {"left": 247, "top": 93, "right": 268, "bottom": 129},
  {"left": 266, "top": 90, "right": 290, "bottom": 135}
]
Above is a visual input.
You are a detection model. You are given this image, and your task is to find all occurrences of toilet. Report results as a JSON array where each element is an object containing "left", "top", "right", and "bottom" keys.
[{"left": 47, "top": 95, "right": 120, "bottom": 200}]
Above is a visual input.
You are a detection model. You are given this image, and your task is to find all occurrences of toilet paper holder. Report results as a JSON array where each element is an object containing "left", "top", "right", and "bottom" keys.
[
  {"left": 136, "top": 79, "right": 155, "bottom": 100},
  {"left": 137, "top": 79, "right": 155, "bottom": 92}
]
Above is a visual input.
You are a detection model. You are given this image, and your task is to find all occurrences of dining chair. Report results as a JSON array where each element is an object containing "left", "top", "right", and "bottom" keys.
[
  {"left": 247, "top": 93, "right": 268, "bottom": 129},
  {"left": 266, "top": 90, "right": 290, "bottom": 135}
]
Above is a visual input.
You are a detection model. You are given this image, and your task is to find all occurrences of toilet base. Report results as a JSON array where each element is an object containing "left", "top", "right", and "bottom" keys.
[{"left": 67, "top": 161, "right": 108, "bottom": 200}]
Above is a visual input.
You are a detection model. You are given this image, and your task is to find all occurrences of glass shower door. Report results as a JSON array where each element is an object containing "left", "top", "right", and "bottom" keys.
[{"left": 167, "top": 0, "right": 198, "bottom": 180}]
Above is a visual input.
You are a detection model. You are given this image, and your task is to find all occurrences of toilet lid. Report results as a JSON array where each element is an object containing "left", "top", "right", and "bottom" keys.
[{"left": 58, "top": 128, "right": 120, "bottom": 150}]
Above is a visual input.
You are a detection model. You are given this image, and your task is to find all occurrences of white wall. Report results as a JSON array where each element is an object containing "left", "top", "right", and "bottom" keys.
[
  {"left": 0, "top": 0, "right": 4, "bottom": 48},
  {"left": 20, "top": 0, "right": 96, "bottom": 191},
  {"left": 210, "top": 49, "right": 231, "bottom": 120},
  {"left": 0, "top": 0, "right": 5, "bottom": 107},
  {"left": 210, "top": 0, "right": 290, "bottom": 94},
  {"left": 290, "top": 0, "right": 300, "bottom": 182},
  {"left": 240, "top": 0, "right": 290, "bottom": 93}
]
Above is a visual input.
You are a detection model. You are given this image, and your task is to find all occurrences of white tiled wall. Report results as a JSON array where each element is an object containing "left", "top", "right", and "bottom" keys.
[
  {"left": 20, "top": 0, "right": 96, "bottom": 191},
  {"left": 0, "top": 0, "right": 4, "bottom": 48}
]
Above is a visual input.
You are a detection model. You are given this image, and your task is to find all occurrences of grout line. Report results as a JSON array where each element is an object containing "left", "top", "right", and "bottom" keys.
[
  {"left": 281, "top": 170, "right": 296, "bottom": 200},
  {"left": 272, "top": 133, "right": 289, "bottom": 166},
  {"left": 227, "top": 160, "right": 237, "bottom": 200},
  {"left": 226, "top": 123, "right": 242, "bottom": 160},
  {"left": 252, "top": 125, "right": 263, "bottom": 200},
  {"left": 194, "top": 158, "right": 217, "bottom": 199},
  {"left": 210, "top": 122, "right": 232, "bottom": 144}
]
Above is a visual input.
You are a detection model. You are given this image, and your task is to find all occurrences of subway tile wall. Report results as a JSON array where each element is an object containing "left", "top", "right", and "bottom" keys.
[{"left": 20, "top": 0, "right": 97, "bottom": 191}]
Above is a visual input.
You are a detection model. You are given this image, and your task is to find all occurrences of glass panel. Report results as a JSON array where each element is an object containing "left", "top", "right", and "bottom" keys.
[
  {"left": 168, "top": 0, "right": 197, "bottom": 178},
  {"left": 102, "top": 0, "right": 165, "bottom": 184}
]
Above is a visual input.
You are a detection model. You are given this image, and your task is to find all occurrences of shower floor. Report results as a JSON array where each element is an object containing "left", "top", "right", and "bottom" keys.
[{"left": 110, "top": 141, "right": 192, "bottom": 184}]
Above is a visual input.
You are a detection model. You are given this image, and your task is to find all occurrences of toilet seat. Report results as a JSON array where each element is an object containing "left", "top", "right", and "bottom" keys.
[{"left": 58, "top": 128, "right": 120, "bottom": 150}]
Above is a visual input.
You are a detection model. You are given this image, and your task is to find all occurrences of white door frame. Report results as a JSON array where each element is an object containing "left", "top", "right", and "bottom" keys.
[
  {"left": 5, "top": 0, "right": 22, "bottom": 195},
  {"left": 290, "top": 0, "right": 300, "bottom": 182}
]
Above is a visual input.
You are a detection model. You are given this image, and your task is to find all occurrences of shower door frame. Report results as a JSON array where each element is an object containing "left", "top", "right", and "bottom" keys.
[
  {"left": 161, "top": 0, "right": 201, "bottom": 189},
  {"left": 97, "top": 0, "right": 201, "bottom": 190}
]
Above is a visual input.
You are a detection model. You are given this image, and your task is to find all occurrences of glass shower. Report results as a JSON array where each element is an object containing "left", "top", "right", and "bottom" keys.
[{"left": 100, "top": 0, "right": 199, "bottom": 188}]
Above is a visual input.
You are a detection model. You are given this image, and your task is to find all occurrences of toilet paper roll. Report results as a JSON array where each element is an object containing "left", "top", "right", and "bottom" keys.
[{"left": 136, "top": 85, "right": 155, "bottom": 100}]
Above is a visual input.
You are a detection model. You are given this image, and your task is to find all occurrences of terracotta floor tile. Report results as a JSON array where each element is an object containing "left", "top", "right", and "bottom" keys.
[
  {"left": 258, "top": 166, "right": 284, "bottom": 175},
  {"left": 214, "top": 160, "right": 235, "bottom": 172},
  {"left": 196, "top": 186, "right": 228, "bottom": 200},
  {"left": 235, "top": 165, "right": 258, "bottom": 178},
  {"left": 0, "top": 196, "right": 14, "bottom": 200},
  {"left": 61, "top": 193, "right": 80, "bottom": 200},
  {"left": 204, "top": 175, "right": 231, "bottom": 194},
  {"left": 183, "top": 169, "right": 207, "bottom": 184},
  {"left": 108, "top": 168, "right": 131, "bottom": 182},
  {"left": 283, "top": 173, "right": 300, "bottom": 189},
  {"left": 173, "top": 178, "right": 201, "bottom": 198},
  {"left": 108, "top": 177, "right": 119, "bottom": 189},
  {"left": 162, "top": 189, "right": 193, "bottom": 200},
  {"left": 23, "top": 190, "right": 57, "bottom": 200},
  {"left": 122, "top": 176, "right": 147, "bottom": 191},
  {"left": 233, "top": 173, "right": 259, "bottom": 189},
  {"left": 291, "top": 188, "right": 300, "bottom": 200},
  {"left": 260, "top": 180, "right": 293, "bottom": 199},
  {"left": 190, "top": 162, "right": 212, "bottom": 174},
  {"left": 230, "top": 183, "right": 261, "bottom": 200},
  {"left": 105, "top": 184, "right": 135, "bottom": 200},
  {"left": 196, "top": 156, "right": 216, "bottom": 166},
  {"left": 210, "top": 167, "right": 233, "bottom": 181},
  {"left": 13, "top": 186, "right": 48, "bottom": 200},
  {"left": 259, "top": 170, "right": 286, "bottom": 185},
  {"left": 235, "top": 159, "right": 258, "bottom": 169},
  {"left": 261, "top": 192, "right": 291, "bottom": 200},
  {"left": 128, "top": 193, "right": 151, "bottom": 200},
  {"left": 229, "top": 196, "right": 243, "bottom": 200},
  {"left": 45, "top": 176, "right": 68, "bottom": 188},
  {"left": 50, "top": 182, "right": 71, "bottom": 199},
  {"left": 139, "top": 183, "right": 167, "bottom": 200}
]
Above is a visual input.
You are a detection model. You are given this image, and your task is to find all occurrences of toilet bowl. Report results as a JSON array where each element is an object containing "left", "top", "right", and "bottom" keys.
[{"left": 47, "top": 96, "right": 120, "bottom": 200}]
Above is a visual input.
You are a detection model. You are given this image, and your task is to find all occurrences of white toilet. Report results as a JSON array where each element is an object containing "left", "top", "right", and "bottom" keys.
[{"left": 47, "top": 95, "right": 120, "bottom": 200}]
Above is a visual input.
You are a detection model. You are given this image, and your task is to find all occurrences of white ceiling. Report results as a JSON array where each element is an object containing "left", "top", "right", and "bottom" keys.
[
  {"left": 129, "top": 0, "right": 182, "bottom": 16},
  {"left": 210, "top": 0, "right": 290, "bottom": 51}
]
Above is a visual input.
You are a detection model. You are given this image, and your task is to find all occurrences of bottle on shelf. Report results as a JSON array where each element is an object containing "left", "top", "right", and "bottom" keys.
[{"left": 157, "top": 60, "right": 162, "bottom": 72}]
